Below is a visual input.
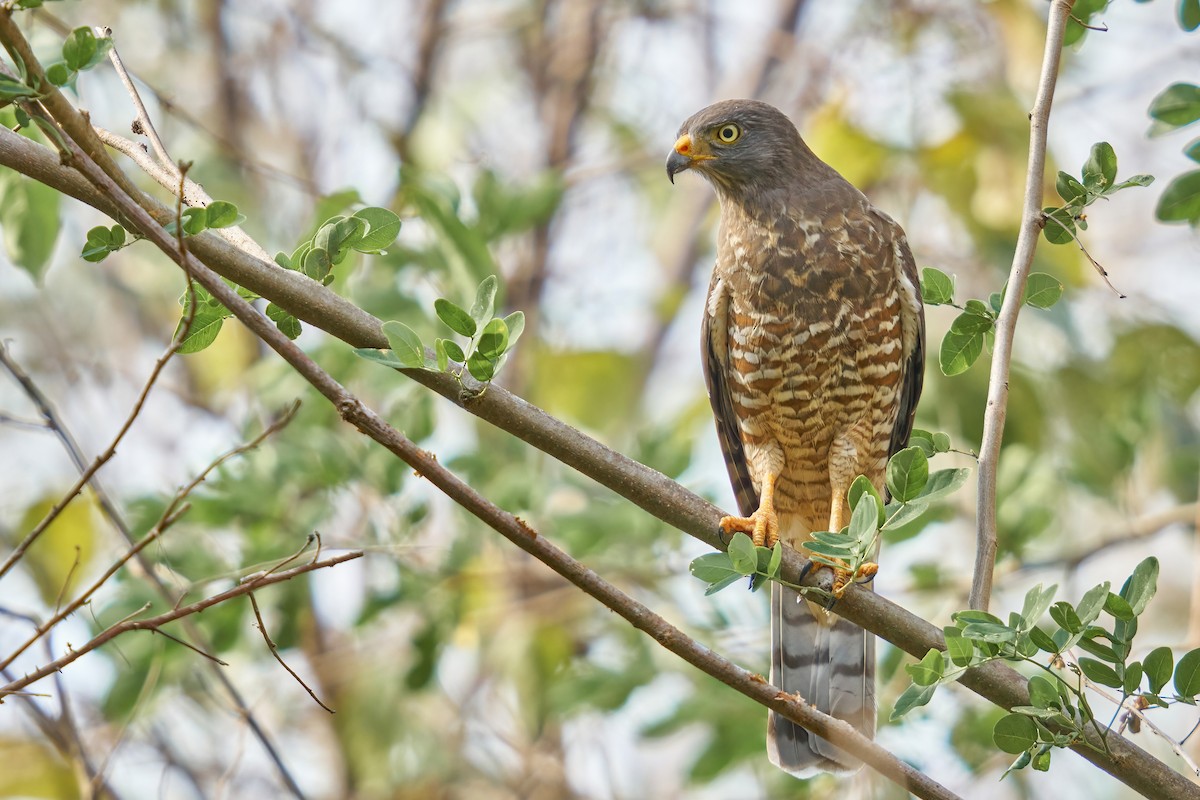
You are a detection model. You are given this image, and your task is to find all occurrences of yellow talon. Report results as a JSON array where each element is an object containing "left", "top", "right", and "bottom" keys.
[{"left": 719, "top": 473, "right": 779, "bottom": 547}]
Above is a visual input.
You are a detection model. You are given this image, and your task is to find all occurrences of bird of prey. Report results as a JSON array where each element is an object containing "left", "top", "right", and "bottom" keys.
[{"left": 666, "top": 99, "right": 925, "bottom": 776}]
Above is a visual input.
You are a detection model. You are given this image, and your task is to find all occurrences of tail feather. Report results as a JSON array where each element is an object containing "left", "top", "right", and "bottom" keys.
[{"left": 767, "top": 582, "right": 876, "bottom": 776}]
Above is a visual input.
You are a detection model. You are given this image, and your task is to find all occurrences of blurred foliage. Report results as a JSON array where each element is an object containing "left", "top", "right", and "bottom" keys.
[{"left": 0, "top": 0, "right": 1198, "bottom": 798}]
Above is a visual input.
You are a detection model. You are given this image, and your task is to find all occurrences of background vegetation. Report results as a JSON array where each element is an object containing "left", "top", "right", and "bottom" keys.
[{"left": 0, "top": 1, "right": 1198, "bottom": 798}]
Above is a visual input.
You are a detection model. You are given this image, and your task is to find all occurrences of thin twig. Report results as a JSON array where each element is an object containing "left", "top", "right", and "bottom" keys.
[
  {"left": 0, "top": 551, "right": 363, "bottom": 699},
  {"left": 1042, "top": 210, "right": 1125, "bottom": 297},
  {"left": 100, "top": 28, "right": 175, "bottom": 174},
  {"left": 249, "top": 593, "right": 335, "bottom": 714},
  {"left": 1082, "top": 671, "right": 1200, "bottom": 777},
  {"left": 0, "top": 331, "right": 184, "bottom": 582},
  {"left": 971, "top": 0, "right": 1075, "bottom": 613}
]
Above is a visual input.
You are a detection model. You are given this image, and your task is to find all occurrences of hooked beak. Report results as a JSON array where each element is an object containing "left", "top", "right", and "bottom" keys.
[{"left": 666, "top": 133, "right": 713, "bottom": 183}]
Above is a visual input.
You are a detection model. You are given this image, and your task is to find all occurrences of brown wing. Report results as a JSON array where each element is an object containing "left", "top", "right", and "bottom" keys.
[
  {"left": 882, "top": 217, "right": 926, "bottom": 458},
  {"left": 701, "top": 290, "right": 759, "bottom": 518}
]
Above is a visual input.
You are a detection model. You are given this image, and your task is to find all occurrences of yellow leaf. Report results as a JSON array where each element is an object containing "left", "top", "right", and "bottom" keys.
[{"left": 15, "top": 493, "right": 98, "bottom": 606}]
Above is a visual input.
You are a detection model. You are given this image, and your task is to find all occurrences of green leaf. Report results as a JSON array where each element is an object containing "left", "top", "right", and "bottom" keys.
[
  {"left": 890, "top": 682, "right": 937, "bottom": 720},
  {"left": 1111, "top": 174, "right": 1155, "bottom": 192},
  {"left": 689, "top": 552, "right": 738, "bottom": 583},
  {"left": 1156, "top": 170, "right": 1200, "bottom": 224},
  {"left": 906, "top": 648, "right": 945, "bottom": 687},
  {"left": 1079, "top": 657, "right": 1122, "bottom": 688},
  {"left": 466, "top": 351, "right": 496, "bottom": 382},
  {"left": 175, "top": 306, "right": 227, "bottom": 354},
  {"left": 0, "top": 171, "right": 61, "bottom": 280},
  {"left": 703, "top": 573, "right": 744, "bottom": 595},
  {"left": 46, "top": 62, "right": 77, "bottom": 88},
  {"left": 62, "top": 27, "right": 112, "bottom": 72},
  {"left": 993, "top": 714, "right": 1037, "bottom": 755},
  {"left": 1056, "top": 171, "right": 1088, "bottom": 204},
  {"left": 352, "top": 207, "right": 402, "bottom": 252},
  {"left": 442, "top": 340, "right": 466, "bottom": 363},
  {"left": 1049, "top": 602, "right": 1083, "bottom": 634},
  {"left": 727, "top": 532, "right": 757, "bottom": 575},
  {"left": 767, "top": 541, "right": 783, "bottom": 578},
  {"left": 1041, "top": 206, "right": 1076, "bottom": 245},
  {"left": 0, "top": 73, "right": 37, "bottom": 99},
  {"left": 1186, "top": 138, "right": 1200, "bottom": 164},
  {"left": 1149, "top": 83, "right": 1200, "bottom": 129},
  {"left": 434, "top": 298, "right": 477, "bottom": 337},
  {"left": 917, "top": 468, "right": 970, "bottom": 502},
  {"left": 1104, "top": 592, "right": 1135, "bottom": 621},
  {"left": 1028, "top": 627, "right": 1059, "bottom": 654},
  {"left": 1121, "top": 557, "right": 1159, "bottom": 615},
  {"left": 931, "top": 432, "right": 951, "bottom": 453},
  {"left": 847, "top": 486, "right": 879, "bottom": 544},
  {"left": 1028, "top": 676, "right": 1061, "bottom": 710},
  {"left": 476, "top": 318, "right": 509, "bottom": 360},
  {"left": 908, "top": 429, "right": 934, "bottom": 456},
  {"left": 470, "top": 275, "right": 498, "bottom": 327},
  {"left": 1144, "top": 647, "right": 1174, "bottom": 694},
  {"left": 503, "top": 311, "right": 526, "bottom": 346},
  {"left": 81, "top": 225, "right": 117, "bottom": 262},
  {"left": 886, "top": 446, "right": 929, "bottom": 503},
  {"left": 434, "top": 339, "right": 449, "bottom": 372},
  {"left": 1082, "top": 142, "right": 1118, "bottom": 191},
  {"left": 960, "top": 621, "right": 1017, "bottom": 644},
  {"left": 1019, "top": 584, "right": 1057, "bottom": 630},
  {"left": 1076, "top": 582, "right": 1111, "bottom": 627},
  {"left": 803, "top": 540, "right": 854, "bottom": 559},
  {"left": 939, "top": 317, "right": 987, "bottom": 376},
  {"left": 1076, "top": 635, "right": 1119, "bottom": 663},
  {"left": 1031, "top": 746, "right": 1052, "bottom": 772},
  {"left": 314, "top": 216, "right": 366, "bottom": 266},
  {"left": 381, "top": 320, "right": 426, "bottom": 369},
  {"left": 302, "top": 247, "right": 333, "bottom": 281},
  {"left": 352, "top": 348, "right": 406, "bottom": 368},
  {"left": 1174, "top": 649, "right": 1200, "bottom": 697},
  {"left": 920, "top": 267, "right": 954, "bottom": 305},
  {"left": 883, "top": 498, "right": 929, "bottom": 529},
  {"left": 944, "top": 628, "right": 974, "bottom": 667},
  {"left": 265, "top": 303, "right": 301, "bottom": 340},
  {"left": 204, "top": 201, "right": 245, "bottom": 229},
  {"left": 1124, "top": 661, "right": 1144, "bottom": 695},
  {"left": 1022, "top": 273, "right": 1063, "bottom": 309},
  {"left": 848, "top": 475, "right": 886, "bottom": 528},
  {"left": 1183, "top": 0, "right": 1200, "bottom": 30}
]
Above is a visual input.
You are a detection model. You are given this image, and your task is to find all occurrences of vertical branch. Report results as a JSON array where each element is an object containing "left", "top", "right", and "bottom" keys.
[{"left": 970, "top": 0, "right": 1075, "bottom": 612}]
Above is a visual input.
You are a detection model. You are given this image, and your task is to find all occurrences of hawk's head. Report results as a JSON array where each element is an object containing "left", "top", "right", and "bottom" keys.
[{"left": 666, "top": 99, "right": 816, "bottom": 199}]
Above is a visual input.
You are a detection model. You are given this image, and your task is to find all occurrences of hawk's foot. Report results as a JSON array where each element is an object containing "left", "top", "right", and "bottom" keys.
[
  {"left": 719, "top": 506, "right": 779, "bottom": 549},
  {"left": 830, "top": 560, "right": 878, "bottom": 599}
]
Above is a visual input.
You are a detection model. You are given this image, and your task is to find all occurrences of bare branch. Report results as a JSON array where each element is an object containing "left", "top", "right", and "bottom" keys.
[
  {"left": 249, "top": 592, "right": 335, "bottom": 714},
  {"left": 0, "top": 551, "right": 363, "bottom": 699},
  {"left": 972, "top": 0, "right": 1075, "bottom": 613}
]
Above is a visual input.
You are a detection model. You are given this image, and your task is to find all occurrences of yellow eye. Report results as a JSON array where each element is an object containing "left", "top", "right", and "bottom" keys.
[{"left": 716, "top": 123, "right": 741, "bottom": 143}]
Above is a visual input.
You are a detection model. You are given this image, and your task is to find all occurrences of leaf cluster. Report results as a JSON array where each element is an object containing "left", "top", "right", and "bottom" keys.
[
  {"left": 45, "top": 27, "right": 113, "bottom": 88},
  {"left": 894, "top": 557, "right": 1200, "bottom": 776},
  {"left": 360, "top": 275, "right": 525, "bottom": 387},
  {"left": 1042, "top": 142, "right": 1154, "bottom": 246},
  {"left": 1148, "top": 83, "right": 1200, "bottom": 226},
  {"left": 164, "top": 206, "right": 400, "bottom": 352},
  {"left": 921, "top": 266, "right": 1063, "bottom": 376}
]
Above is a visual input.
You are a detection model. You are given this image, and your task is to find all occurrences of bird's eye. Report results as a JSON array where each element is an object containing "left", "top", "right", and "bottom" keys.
[{"left": 716, "top": 123, "right": 741, "bottom": 143}]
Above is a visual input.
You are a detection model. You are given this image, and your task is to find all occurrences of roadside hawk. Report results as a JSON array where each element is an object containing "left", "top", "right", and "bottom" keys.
[{"left": 666, "top": 99, "right": 925, "bottom": 775}]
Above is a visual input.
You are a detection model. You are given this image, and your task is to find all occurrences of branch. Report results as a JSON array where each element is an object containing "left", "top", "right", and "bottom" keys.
[
  {"left": 1, "top": 12, "right": 1196, "bottom": 797},
  {"left": 972, "top": 0, "right": 1074, "bottom": 612},
  {"left": 0, "top": 551, "right": 363, "bottom": 699}
]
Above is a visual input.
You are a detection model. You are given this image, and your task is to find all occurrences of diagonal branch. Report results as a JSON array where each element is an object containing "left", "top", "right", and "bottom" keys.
[{"left": 972, "top": 0, "right": 1075, "bottom": 613}]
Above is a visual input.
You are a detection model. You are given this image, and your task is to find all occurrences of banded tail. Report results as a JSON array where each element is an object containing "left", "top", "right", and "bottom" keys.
[{"left": 767, "top": 582, "right": 876, "bottom": 775}]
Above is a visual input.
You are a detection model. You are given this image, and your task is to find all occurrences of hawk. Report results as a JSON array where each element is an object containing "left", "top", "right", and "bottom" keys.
[{"left": 666, "top": 100, "right": 925, "bottom": 775}]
